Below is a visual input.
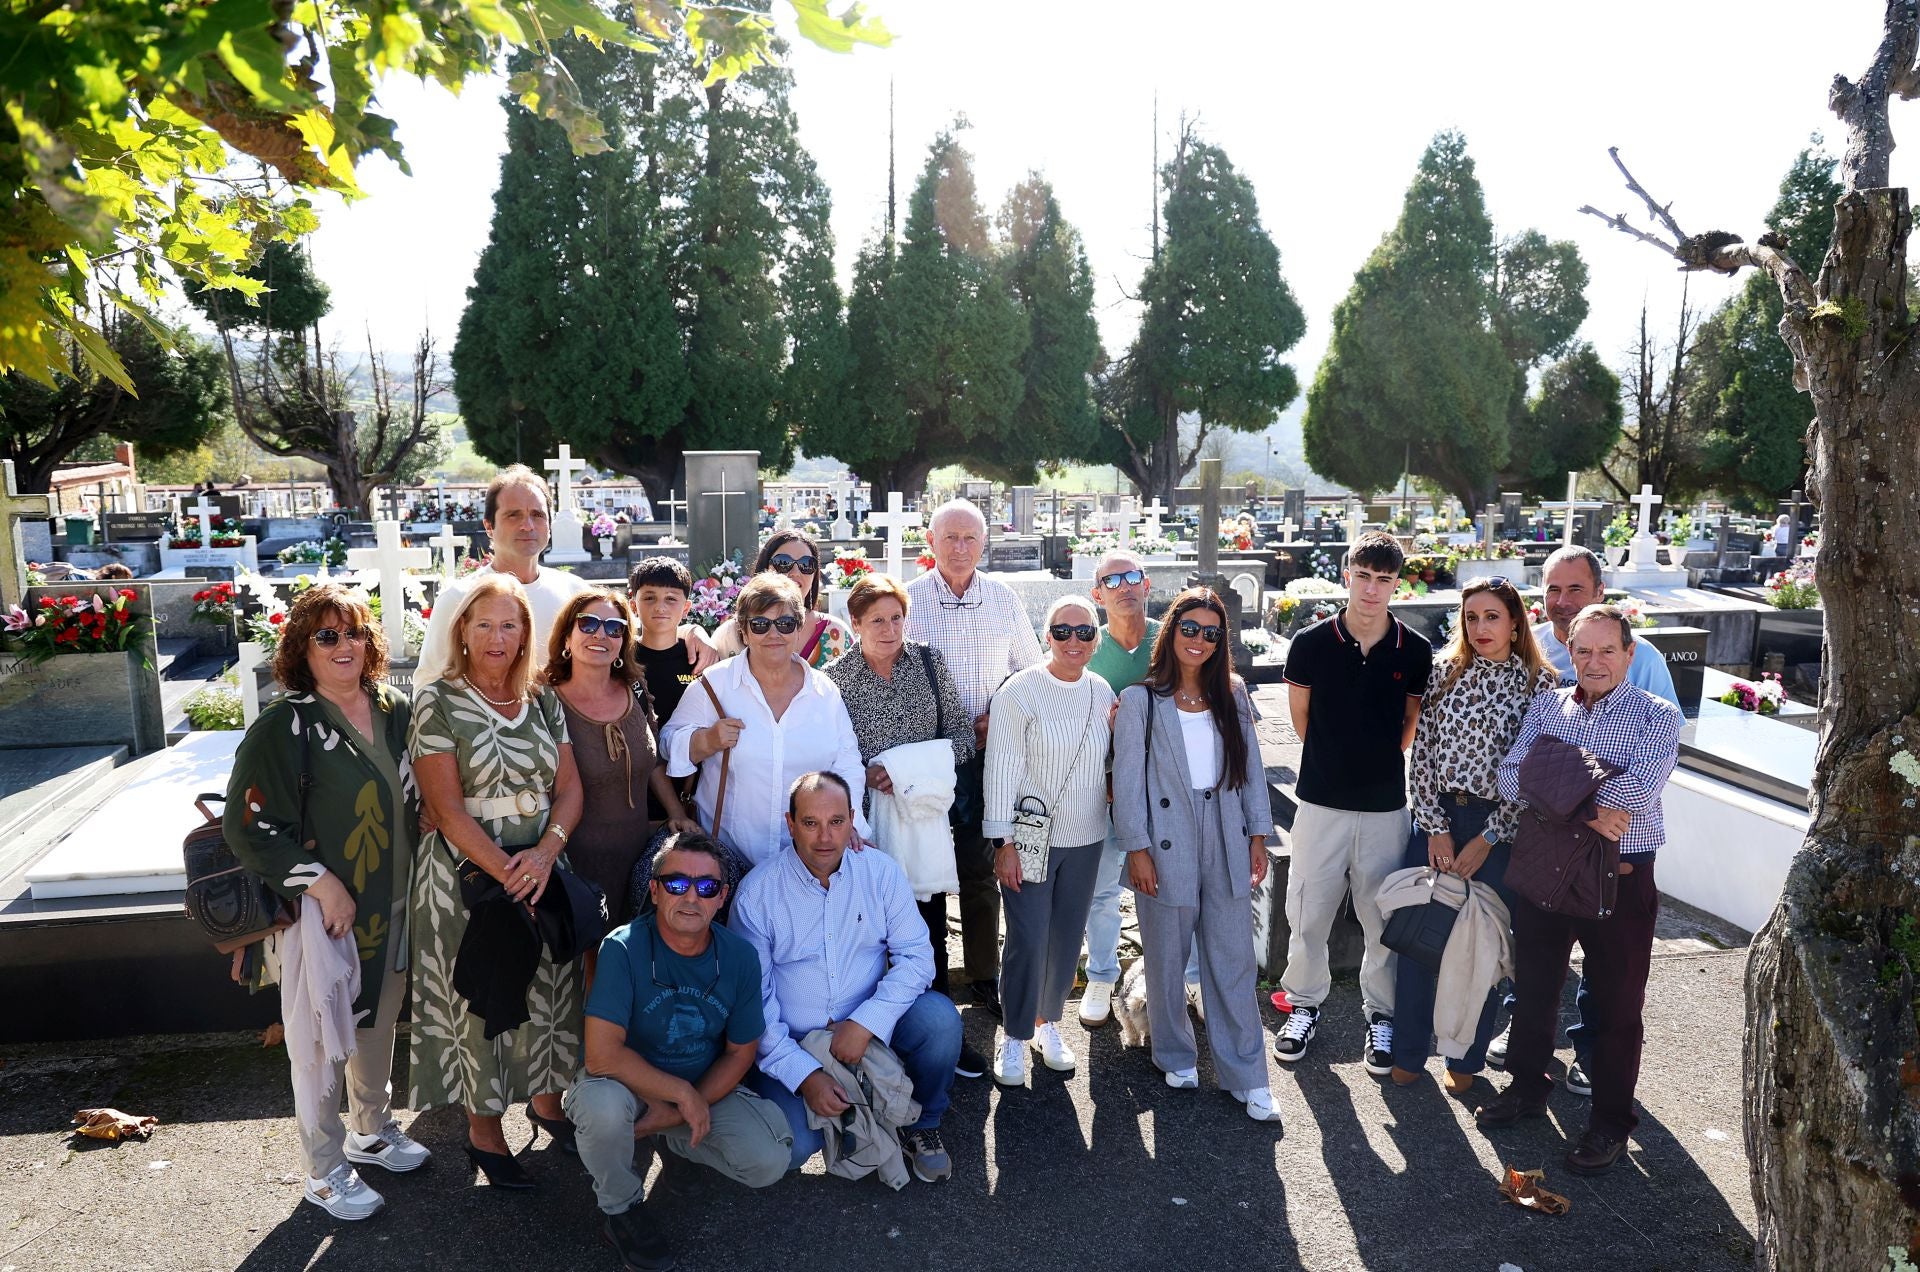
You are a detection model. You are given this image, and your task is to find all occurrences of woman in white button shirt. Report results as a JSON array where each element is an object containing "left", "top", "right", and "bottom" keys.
[{"left": 661, "top": 574, "right": 868, "bottom": 868}]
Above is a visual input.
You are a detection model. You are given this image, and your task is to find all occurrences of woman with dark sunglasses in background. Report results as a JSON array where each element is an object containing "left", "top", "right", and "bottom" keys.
[
  {"left": 1112, "top": 587, "right": 1281, "bottom": 1122},
  {"left": 711, "top": 529, "right": 851, "bottom": 669},
  {"left": 545, "top": 590, "right": 701, "bottom": 935},
  {"left": 1388, "top": 578, "right": 1555, "bottom": 1095},
  {"left": 981, "top": 596, "right": 1116, "bottom": 1086}
]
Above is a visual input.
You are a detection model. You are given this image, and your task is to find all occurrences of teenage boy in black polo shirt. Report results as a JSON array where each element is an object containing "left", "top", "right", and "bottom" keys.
[{"left": 1275, "top": 530, "right": 1431, "bottom": 1073}]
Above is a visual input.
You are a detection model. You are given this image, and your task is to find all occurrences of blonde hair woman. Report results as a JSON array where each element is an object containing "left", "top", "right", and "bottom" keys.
[{"left": 408, "top": 572, "right": 586, "bottom": 1189}]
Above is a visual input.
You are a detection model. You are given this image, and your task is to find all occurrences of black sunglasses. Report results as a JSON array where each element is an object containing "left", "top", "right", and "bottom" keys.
[
  {"left": 1478, "top": 576, "right": 1516, "bottom": 592},
  {"left": 1048, "top": 623, "right": 1098, "bottom": 642},
  {"left": 1098, "top": 568, "right": 1145, "bottom": 589},
  {"left": 655, "top": 873, "right": 726, "bottom": 899},
  {"left": 770, "top": 553, "right": 817, "bottom": 575},
  {"left": 313, "top": 626, "right": 370, "bottom": 647},
  {"left": 574, "top": 614, "right": 629, "bottom": 640},
  {"left": 1177, "top": 618, "right": 1223, "bottom": 644},
  {"left": 746, "top": 614, "right": 803, "bottom": 635}
]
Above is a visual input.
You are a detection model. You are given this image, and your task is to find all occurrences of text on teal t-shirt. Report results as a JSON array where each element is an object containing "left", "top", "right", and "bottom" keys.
[
  {"left": 1087, "top": 618, "right": 1160, "bottom": 693},
  {"left": 584, "top": 915, "right": 764, "bottom": 1083}
]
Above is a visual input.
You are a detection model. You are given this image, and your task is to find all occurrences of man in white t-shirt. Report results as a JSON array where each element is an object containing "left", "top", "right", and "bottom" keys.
[{"left": 417, "top": 465, "right": 716, "bottom": 685}]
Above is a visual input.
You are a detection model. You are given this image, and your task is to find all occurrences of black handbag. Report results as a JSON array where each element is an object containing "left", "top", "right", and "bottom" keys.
[
  {"left": 1381, "top": 869, "right": 1461, "bottom": 972},
  {"left": 183, "top": 721, "right": 309, "bottom": 953}
]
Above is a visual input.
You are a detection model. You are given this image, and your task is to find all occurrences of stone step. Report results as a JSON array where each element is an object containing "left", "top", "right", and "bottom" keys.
[{"left": 0, "top": 746, "right": 129, "bottom": 885}]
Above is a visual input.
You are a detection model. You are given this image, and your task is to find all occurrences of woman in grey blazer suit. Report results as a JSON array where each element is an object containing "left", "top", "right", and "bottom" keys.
[{"left": 1112, "top": 587, "right": 1281, "bottom": 1123}]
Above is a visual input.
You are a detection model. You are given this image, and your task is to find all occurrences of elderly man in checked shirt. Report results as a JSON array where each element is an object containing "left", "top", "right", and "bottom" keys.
[
  {"left": 904, "top": 498, "right": 1044, "bottom": 1012},
  {"left": 731, "top": 772, "right": 964, "bottom": 1184},
  {"left": 1473, "top": 604, "right": 1681, "bottom": 1178}
]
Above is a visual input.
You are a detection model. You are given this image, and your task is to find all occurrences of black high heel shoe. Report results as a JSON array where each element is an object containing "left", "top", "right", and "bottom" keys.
[
  {"left": 464, "top": 1142, "right": 536, "bottom": 1190},
  {"left": 525, "top": 1103, "right": 579, "bottom": 1156}
]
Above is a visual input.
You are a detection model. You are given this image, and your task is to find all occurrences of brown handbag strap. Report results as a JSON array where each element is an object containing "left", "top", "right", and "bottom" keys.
[{"left": 701, "top": 677, "right": 730, "bottom": 836}]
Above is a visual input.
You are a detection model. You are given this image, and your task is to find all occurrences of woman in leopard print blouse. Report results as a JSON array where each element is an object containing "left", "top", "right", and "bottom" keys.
[{"left": 1390, "top": 577, "right": 1557, "bottom": 1094}]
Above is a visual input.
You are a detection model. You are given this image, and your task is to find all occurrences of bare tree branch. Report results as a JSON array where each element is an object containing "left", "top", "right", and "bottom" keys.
[
  {"left": 1606, "top": 146, "right": 1688, "bottom": 243},
  {"left": 1576, "top": 205, "right": 1678, "bottom": 257}
]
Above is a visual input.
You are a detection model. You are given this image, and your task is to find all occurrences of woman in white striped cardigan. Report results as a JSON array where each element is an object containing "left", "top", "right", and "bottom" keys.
[{"left": 982, "top": 596, "right": 1115, "bottom": 1087}]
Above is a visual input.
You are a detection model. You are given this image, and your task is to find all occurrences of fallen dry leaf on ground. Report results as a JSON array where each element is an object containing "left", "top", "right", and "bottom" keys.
[
  {"left": 71, "top": 1108, "right": 158, "bottom": 1142},
  {"left": 1498, "top": 1165, "right": 1571, "bottom": 1216},
  {"left": 260, "top": 1022, "right": 285, "bottom": 1047}
]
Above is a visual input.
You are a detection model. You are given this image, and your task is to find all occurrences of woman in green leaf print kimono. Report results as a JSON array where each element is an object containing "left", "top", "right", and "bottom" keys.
[
  {"left": 408, "top": 572, "right": 587, "bottom": 1191},
  {"left": 224, "top": 583, "right": 429, "bottom": 1221}
]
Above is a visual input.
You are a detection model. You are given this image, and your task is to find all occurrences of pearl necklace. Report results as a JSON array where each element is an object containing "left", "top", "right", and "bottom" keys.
[{"left": 469, "top": 681, "right": 519, "bottom": 708}]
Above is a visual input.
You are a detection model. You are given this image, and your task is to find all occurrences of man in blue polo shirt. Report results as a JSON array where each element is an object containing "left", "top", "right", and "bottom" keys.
[{"left": 1275, "top": 531, "right": 1432, "bottom": 1074}]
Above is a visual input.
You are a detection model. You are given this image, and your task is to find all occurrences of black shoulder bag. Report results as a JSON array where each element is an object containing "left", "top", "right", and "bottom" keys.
[{"left": 183, "top": 717, "right": 307, "bottom": 953}]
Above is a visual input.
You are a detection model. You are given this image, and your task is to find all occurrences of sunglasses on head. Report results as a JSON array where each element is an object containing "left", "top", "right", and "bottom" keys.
[
  {"left": 1479, "top": 576, "right": 1515, "bottom": 592},
  {"left": 655, "top": 873, "right": 725, "bottom": 899},
  {"left": 1098, "top": 568, "right": 1145, "bottom": 589},
  {"left": 770, "top": 553, "right": 817, "bottom": 575},
  {"left": 313, "top": 626, "right": 370, "bottom": 647},
  {"left": 1176, "top": 618, "right": 1223, "bottom": 644},
  {"left": 573, "top": 614, "right": 629, "bottom": 640},
  {"left": 1048, "top": 622, "right": 1098, "bottom": 643},
  {"left": 747, "top": 614, "right": 803, "bottom": 635}
]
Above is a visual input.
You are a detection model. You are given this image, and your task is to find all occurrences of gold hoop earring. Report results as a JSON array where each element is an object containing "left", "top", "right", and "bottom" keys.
[
  {"left": 614, "top": 656, "right": 624, "bottom": 668},
  {"left": 560, "top": 647, "right": 571, "bottom": 659}
]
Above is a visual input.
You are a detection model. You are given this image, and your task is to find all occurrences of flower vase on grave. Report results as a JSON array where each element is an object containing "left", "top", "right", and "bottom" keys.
[{"left": 598, "top": 536, "right": 615, "bottom": 559}]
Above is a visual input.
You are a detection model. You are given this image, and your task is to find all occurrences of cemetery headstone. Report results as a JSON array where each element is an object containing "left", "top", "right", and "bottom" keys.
[
  {"left": 104, "top": 511, "right": 170, "bottom": 543},
  {"left": 986, "top": 539, "right": 1044, "bottom": 572},
  {"left": 829, "top": 478, "right": 855, "bottom": 542},
  {"left": 1010, "top": 486, "right": 1037, "bottom": 536},
  {"left": 1499, "top": 491, "right": 1524, "bottom": 536},
  {"left": 543, "top": 443, "right": 591, "bottom": 564},
  {"left": 1283, "top": 488, "right": 1307, "bottom": 527},
  {"left": 660, "top": 488, "right": 688, "bottom": 543},
  {"left": 686, "top": 451, "right": 761, "bottom": 572},
  {"left": 1539, "top": 471, "right": 1605, "bottom": 548}
]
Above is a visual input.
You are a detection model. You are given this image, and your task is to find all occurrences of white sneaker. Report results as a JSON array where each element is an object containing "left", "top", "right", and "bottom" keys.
[
  {"left": 1233, "top": 1087, "right": 1283, "bottom": 1124},
  {"left": 992, "top": 1034, "right": 1028, "bottom": 1086},
  {"left": 1031, "top": 1021, "right": 1077, "bottom": 1071},
  {"left": 1078, "top": 980, "right": 1115, "bottom": 1027},
  {"left": 303, "top": 1164, "right": 384, "bottom": 1220},
  {"left": 1186, "top": 981, "right": 1207, "bottom": 1024},
  {"left": 345, "top": 1120, "right": 432, "bottom": 1173},
  {"left": 1163, "top": 1067, "right": 1199, "bottom": 1089}
]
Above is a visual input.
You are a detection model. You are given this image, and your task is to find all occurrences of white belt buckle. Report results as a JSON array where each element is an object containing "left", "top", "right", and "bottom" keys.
[{"left": 514, "top": 789, "right": 540, "bottom": 818}]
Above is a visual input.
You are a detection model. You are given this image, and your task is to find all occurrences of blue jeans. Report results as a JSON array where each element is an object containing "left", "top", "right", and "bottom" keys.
[
  {"left": 1085, "top": 830, "right": 1200, "bottom": 987},
  {"left": 1389, "top": 799, "right": 1513, "bottom": 1076},
  {"left": 748, "top": 989, "right": 962, "bottom": 1172}
]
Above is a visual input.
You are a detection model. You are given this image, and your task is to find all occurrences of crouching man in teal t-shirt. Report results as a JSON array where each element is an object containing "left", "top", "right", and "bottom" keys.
[{"left": 565, "top": 829, "right": 792, "bottom": 1271}]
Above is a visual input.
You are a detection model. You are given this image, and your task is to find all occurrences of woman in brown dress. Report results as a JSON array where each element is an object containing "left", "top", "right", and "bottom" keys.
[{"left": 544, "top": 590, "right": 699, "bottom": 946}]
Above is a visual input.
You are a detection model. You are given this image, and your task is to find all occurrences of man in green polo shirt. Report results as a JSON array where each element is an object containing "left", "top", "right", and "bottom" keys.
[{"left": 1078, "top": 547, "right": 1186, "bottom": 1026}]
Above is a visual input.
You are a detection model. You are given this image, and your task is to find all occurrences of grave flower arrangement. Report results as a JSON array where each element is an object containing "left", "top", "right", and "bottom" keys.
[
  {"left": 1268, "top": 579, "right": 1342, "bottom": 637},
  {"left": 824, "top": 548, "right": 873, "bottom": 590},
  {"left": 916, "top": 550, "right": 937, "bottom": 572},
  {"left": 457, "top": 551, "right": 494, "bottom": 577},
  {"left": 169, "top": 517, "right": 246, "bottom": 548},
  {"left": 1455, "top": 540, "right": 1519, "bottom": 562},
  {"left": 191, "top": 581, "right": 236, "bottom": 625},
  {"left": 1396, "top": 552, "right": 1458, "bottom": 596},
  {"left": 278, "top": 537, "right": 347, "bottom": 566},
  {"left": 1615, "top": 596, "right": 1657, "bottom": 629},
  {"left": 1308, "top": 547, "right": 1339, "bottom": 582},
  {"left": 1766, "top": 560, "right": 1820, "bottom": 610},
  {"left": 3, "top": 589, "right": 147, "bottom": 663},
  {"left": 589, "top": 512, "right": 618, "bottom": 539},
  {"left": 1219, "top": 523, "right": 1255, "bottom": 553},
  {"left": 1069, "top": 534, "right": 1118, "bottom": 559},
  {"left": 1718, "top": 672, "right": 1785, "bottom": 715},
  {"left": 688, "top": 552, "right": 747, "bottom": 632}
]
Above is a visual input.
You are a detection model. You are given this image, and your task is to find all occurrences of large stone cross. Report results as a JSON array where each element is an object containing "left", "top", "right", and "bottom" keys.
[
  {"left": 829, "top": 479, "right": 855, "bottom": 542},
  {"left": 544, "top": 443, "right": 589, "bottom": 564},
  {"left": 869, "top": 492, "right": 920, "bottom": 578},
  {"left": 347, "top": 520, "right": 431, "bottom": 654},
  {"left": 427, "top": 523, "right": 463, "bottom": 579},
  {"left": 1482, "top": 503, "right": 1501, "bottom": 554},
  {"left": 1629, "top": 484, "right": 1663, "bottom": 538},
  {"left": 661, "top": 488, "right": 688, "bottom": 542},
  {"left": 189, "top": 494, "right": 219, "bottom": 545},
  {"left": 1175, "top": 458, "right": 1225, "bottom": 579},
  {"left": 1538, "top": 471, "right": 1606, "bottom": 547},
  {"left": 0, "top": 459, "right": 51, "bottom": 609}
]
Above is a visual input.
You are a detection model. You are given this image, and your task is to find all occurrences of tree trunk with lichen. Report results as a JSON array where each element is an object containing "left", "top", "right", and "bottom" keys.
[{"left": 1740, "top": 183, "right": 1920, "bottom": 1272}]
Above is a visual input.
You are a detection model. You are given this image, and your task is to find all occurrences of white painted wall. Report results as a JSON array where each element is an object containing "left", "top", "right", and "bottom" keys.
[{"left": 1659, "top": 768, "right": 1807, "bottom": 934}]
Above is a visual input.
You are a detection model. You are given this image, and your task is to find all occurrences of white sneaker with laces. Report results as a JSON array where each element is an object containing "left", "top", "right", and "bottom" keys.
[
  {"left": 992, "top": 1034, "right": 1028, "bottom": 1086},
  {"left": 345, "top": 1120, "right": 432, "bottom": 1173},
  {"left": 1078, "top": 980, "right": 1115, "bottom": 1027},
  {"left": 303, "top": 1164, "right": 384, "bottom": 1220},
  {"left": 1163, "top": 1067, "right": 1199, "bottom": 1089},
  {"left": 1233, "top": 1087, "right": 1283, "bottom": 1123},
  {"left": 1185, "top": 981, "right": 1207, "bottom": 1023},
  {"left": 1031, "top": 1021, "right": 1076, "bottom": 1071}
]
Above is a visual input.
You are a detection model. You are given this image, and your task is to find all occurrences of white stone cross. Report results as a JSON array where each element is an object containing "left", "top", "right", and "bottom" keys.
[
  {"left": 346, "top": 520, "right": 432, "bottom": 654},
  {"left": 543, "top": 443, "right": 590, "bottom": 564},
  {"left": 868, "top": 492, "right": 920, "bottom": 579},
  {"left": 189, "top": 494, "right": 219, "bottom": 545},
  {"left": 1629, "top": 484, "right": 1663, "bottom": 538},
  {"left": 237, "top": 639, "right": 267, "bottom": 727},
  {"left": 0, "top": 460, "right": 52, "bottom": 609},
  {"left": 829, "top": 479, "right": 854, "bottom": 542},
  {"left": 427, "top": 523, "right": 463, "bottom": 579},
  {"left": 1276, "top": 518, "right": 1300, "bottom": 544},
  {"left": 661, "top": 488, "right": 688, "bottom": 542},
  {"left": 1137, "top": 497, "right": 1169, "bottom": 539}
]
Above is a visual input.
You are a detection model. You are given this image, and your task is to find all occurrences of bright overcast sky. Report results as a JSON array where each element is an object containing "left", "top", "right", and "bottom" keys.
[{"left": 308, "top": 1, "right": 1903, "bottom": 410}]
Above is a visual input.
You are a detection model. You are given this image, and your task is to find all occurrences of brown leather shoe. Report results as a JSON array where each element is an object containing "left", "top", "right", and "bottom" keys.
[
  {"left": 1565, "top": 1129, "right": 1627, "bottom": 1175},
  {"left": 1473, "top": 1085, "right": 1549, "bottom": 1127},
  {"left": 1442, "top": 1069, "right": 1476, "bottom": 1097},
  {"left": 1389, "top": 1065, "right": 1424, "bottom": 1086}
]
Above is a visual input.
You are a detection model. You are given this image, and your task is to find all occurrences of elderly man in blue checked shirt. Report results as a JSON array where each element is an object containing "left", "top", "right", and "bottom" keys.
[
  {"left": 1474, "top": 604, "right": 1681, "bottom": 1177},
  {"left": 730, "top": 771, "right": 964, "bottom": 1183}
]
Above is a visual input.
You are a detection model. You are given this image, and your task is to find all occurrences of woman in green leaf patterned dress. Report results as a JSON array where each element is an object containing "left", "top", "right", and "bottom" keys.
[{"left": 408, "top": 573, "right": 585, "bottom": 1190}]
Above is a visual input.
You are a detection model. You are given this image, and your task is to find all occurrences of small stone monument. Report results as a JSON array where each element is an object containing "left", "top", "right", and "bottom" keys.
[
  {"left": 543, "top": 443, "right": 590, "bottom": 564},
  {"left": 687, "top": 451, "right": 761, "bottom": 571}
]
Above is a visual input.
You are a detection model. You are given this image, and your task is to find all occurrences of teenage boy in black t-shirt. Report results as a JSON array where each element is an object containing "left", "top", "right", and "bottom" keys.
[
  {"left": 631, "top": 558, "right": 700, "bottom": 825},
  {"left": 1274, "top": 530, "right": 1432, "bottom": 1074}
]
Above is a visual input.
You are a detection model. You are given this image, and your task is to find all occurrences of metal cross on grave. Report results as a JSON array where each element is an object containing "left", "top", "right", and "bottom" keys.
[
  {"left": 661, "top": 488, "right": 688, "bottom": 542},
  {"left": 189, "top": 494, "right": 219, "bottom": 546},
  {"left": 868, "top": 492, "right": 920, "bottom": 579},
  {"left": 700, "top": 469, "right": 751, "bottom": 557},
  {"left": 427, "top": 523, "right": 464, "bottom": 580},
  {"left": 1175, "top": 458, "right": 1225, "bottom": 579},
  {"left": 0, "top": 459, "right": 52, "bottom": 609},
  {"left": 347, "top": 521, "right": 432, "bottom": 654}
]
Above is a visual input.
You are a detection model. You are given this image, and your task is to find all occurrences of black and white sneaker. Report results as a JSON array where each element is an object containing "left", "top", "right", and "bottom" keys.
[
  {"left": 1272, "top": 1006, "right": 1319, "bottom": 1063},
  {"left": 1363, "top": 1013, "right": 1395, "bottom": 1077},
  {"left": 1485, "top": 1021, "right": 1511, "bottom": 1070},
  {"left": 954, "top": 1044, "right": 988, "bottom": 1079},
  {"left": 1564, "top": 1058, "right": 1593, "bottom": 1097}
]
